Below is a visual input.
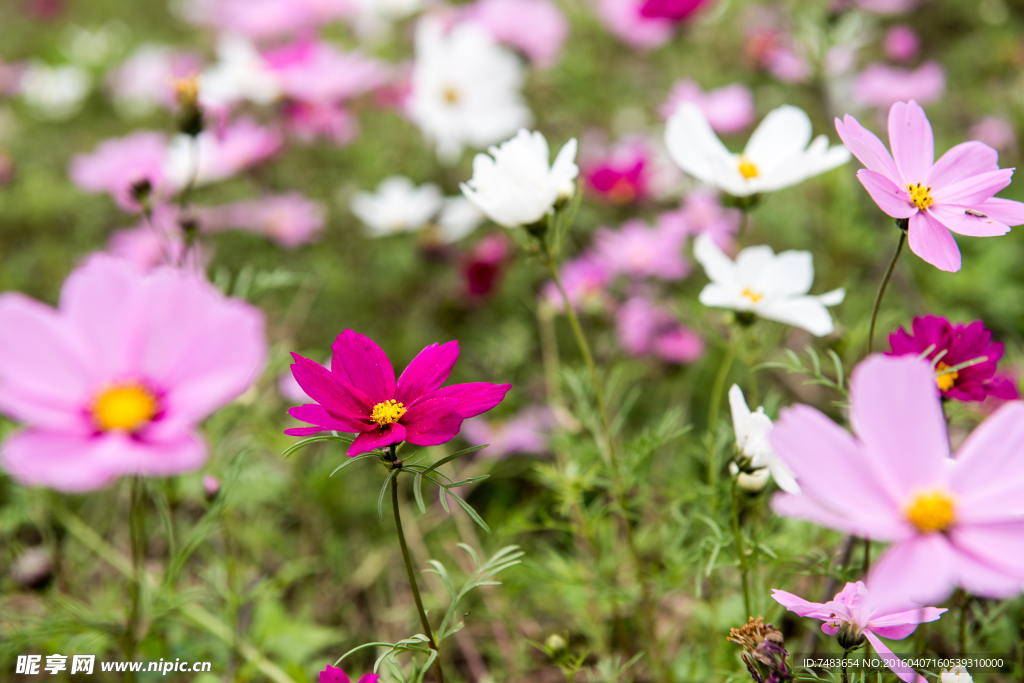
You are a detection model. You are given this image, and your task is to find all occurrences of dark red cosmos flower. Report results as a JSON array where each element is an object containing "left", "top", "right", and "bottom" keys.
[
  {"left": 319, "top": 664, "right": 378, "bottom": 683},
  {"left": 287, "top": 330, "right": 510, "bottom": 456},
  {"left": 886, "top": 315, "right": 1019, "bottom": 402},
  {"left": 639, "top": 0, "right": 711, "bottom": 21}
]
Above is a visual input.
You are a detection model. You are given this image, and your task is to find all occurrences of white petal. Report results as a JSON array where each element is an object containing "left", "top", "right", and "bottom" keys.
[
  {"left": 744, "top": 105, "right": 813, "bottom": 170},
  {"left": 665, "top": 103, "right": 734, "bottom": 186},
  {"left": 757, "top": 296, "right": 836, "bottom": 336},
  {"left": 694, "top": 233, "right": 736, "bottom": 285},
  {"left": 729, "top": 384, "right": 752, "bottom": 446}
]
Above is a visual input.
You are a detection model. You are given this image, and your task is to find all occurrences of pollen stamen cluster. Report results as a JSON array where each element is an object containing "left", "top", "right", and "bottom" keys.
[
  {"left": 737, "top": 155, "right": 760, "bottom": 180},
  {"left": 370, "top": 399, "right": 407, "bottom": 427},
  {"left": 935, "top": 362, "right": 959, "bottom": 392},
  {"left": 741, "top": 287, "right": 764, "bottom": 304},
  {"left": 904, "top": 488, "right": 956, "bottom": 534},
  {"left": 905, "top": 182, "right": 934, "bottom": 210},
  {"left": 92, "top": 383, "right": 158, "bottom": 432}
]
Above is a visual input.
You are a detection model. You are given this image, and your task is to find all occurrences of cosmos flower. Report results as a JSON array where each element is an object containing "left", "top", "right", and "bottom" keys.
[
  {"left": 940, "top": 667, "right": 972, "bottom": 683},
  {"left": 886, "top": 315, "right": 1018, "bottom": 402},
  {"left": 461, "top": 129, "right": 579, "bottom": 228},
  {"left": 69, "top": 131, "right": 171, "bottom": 210},
  {"left": 461, "top": 405, "right": 551, "bottom": 457},
  {"left": 201, "top": 193, "right": 326, "bottom": 248},
  {"left": 319, "top": 665, "right": 379, "bottom": 683},
  {"left": 18, "top": 62, "right": 91, "bottom": 120},
  {"left": 666, "top": 103, "right": 850, "bottom": 197},
  {"left": 835, "top": 100, "right": 1024, "bottom": 272},
  {"left": 286, "top": 330, "right": 510, "bottom": 456},
  {"left": 461, "top": 232, "right": 509, "bottom": 296},
  {"left": 729, "top": 385, "right": 798, "bottom": 493},
  {"left": 771, "top": 354, "right": 1024, "bottom": 605},
  {"left": 592, "top": 219, "right": 689, "bottom": 281},
  {"left": 0, "top": 255, "right": 266, "bottom": 492},
  {"left": 164, "top": 117, "right": 283, "bottom": 188},
  {"left": 106, "top": 45, "right": 204, "bottom": 117},
  {"left": 350, "top": 176, "right": 444, "bottom": 237},
  {"left": 660, "top": 80, "right": 754, "bottom": 135},
  {"left": 583, "top": 139, "right": 652, "bottom": 205},
  {"left": 540, "top": 256, "right": 612, "bottom": 313},
  {"left": 198, "top": 35, "right": 281, "bottom": 110},
  {"left": 882, "top": 25, "right": 920, "bottom": 63},
  {"left": 263, "top": 39, "right": 386, "bottom": 106},
  {"left": 408, "top": 17, "right": 530, "bottom": 162},
  {"left": 615, "top": 296, "right": 704, "bottom": 364},
  {"left": 182, "top": 0, "right": 351, "bottom": 41},
  {"left": 694, "top": 234, "right": 845, "bottom": 336},
  {"left": 657, "top": 189, "right": 743, "bottom": 248},
  {"left": 772, "top": 581, "right": 944, "bottom": 683},
  {"left": 461, "top": 0, "right": 569, "bottom": 68},
  {"left": 639, "top": 0, "right": 712, "bottom": 20},
  {"left": 438, "top": 196, "right": 485, "bottom": 244},
  {"left": 851, "top": 62, "right": 945, "bottom": 110},
  {"left": 593, "top": 0, "right": 674, "bottom": 50},
  {"left": 969, "top": 117, "right": 1017, "bottom": 155}
]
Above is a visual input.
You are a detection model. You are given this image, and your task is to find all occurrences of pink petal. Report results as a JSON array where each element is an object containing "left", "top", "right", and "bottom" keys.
[
  {"left": 289, "top": 353, "right": 374, "bottom": 424},
  {"left": 395, "top": 340, "right": 459, "bottom": 405},
  {"left": 401, "top": 397, "right": 464, "bottom": 447},
  {"left": 947, "top": 522, "right": 1024, "bottom": 598},
  {"left": 414, "top": 382, "right": 511, "bottom": 418},
  {"left": 330, "top": 330, "right": 396, "bottom": 405},
  {"left": 927, "top": 204, "right": 1010, "bottom": 237},
  {"left": 348, "top": 423, "right": 406, "bottom": 456},
  {"left": 952, "top": 402, "right": 1024, "bottom": 522},
  {"left": 835, "top": 114, "right": 900, "bottom": 180},
  {"left": 868, "top": 606, "right": 945, "bottom": 639},
  {"left": 849, "top": 355, "right": 951, "bottom": 497},
  {"left": 931, "top": 168, "right": 1013, "bottom": 205},
  {"left": 357, "top": 675, "right": 380, "bottom": 683},
  {"left": 907, "top": 210, "right": 961, "bottom": 272},
  {"left": 287, "top": 403, "right": 367, "bottom": 433},
  {"left": 864, "top": 631, "right": 926, "bottom": 683},
  {"left": 925, "top": 141, "right": 999, "bottom": 188},
  {"left": 888, "top": 100, "right": 934, "bottom": 184},
  {"left": 974, "top": 196, "right": 1024, "bottom": 226},
  {"left": 866, "top": 534, "right": 956, "bottom": 610},
  {"left": 856, "top": 169, "right": 916, "bottom": 218},
  {"left": 770, "top": 589, "right": 833, "bottom": 619}
]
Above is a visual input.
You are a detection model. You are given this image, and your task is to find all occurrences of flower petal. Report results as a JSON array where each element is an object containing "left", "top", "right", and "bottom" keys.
[
  {"left": 415, "top": 382, "right": 511, "bottom": 418},
  {"left": 290, "top": 353, "right": 374, "bottom": 425},
  {"left": 974, "top": 197, "right": 1024, "bottom": 226},
  {"left": 401, "top": 398, "right": 464, "bottom": 447},
  {"left": 744, "top": 105, "right": 812, "bottom": 171},
  {"left": 694, "top": 233, "right": 737, "bottom": 285},
  {"left": 396, "top": 340, "right": 459, "bottom": 405},
  {"left": 756, "top": 296, "right": 837, "bottom": 336},
  {"left": 770, "top": 589, "right": 834, "bottom": 620},
  {"left": 947, "top": 521, "right": 1024, "bottom": 597},
  {"left": 835, "top": 114, "right": 900, "bottom": 180},
  {"left": 665, "top": 103, "right": 735, "bottom": 187},
  {"left": 856, "top": 169, "right": 917, "bottom": 218},
  {"left": 888, "top": 100, "right": 934, "bottom": 184},
  {"left": 348, "top": 423, "right": 406, "bottom": 456},
  {"left": 863, "top": 631, "right": 926, "bottom": 683},
  {"left": 907, "top": 210, "right": 961, "bottom": 272},
  {"left": 926, "top": 140, "right": 999, "bottom": 188},
  {"left": 951, "top": 402, "right": 1024, "bottom": 521},
  {"left": 931, "top": 168, "right": 1013, "bottom": 206},
  {"left": 758, "top": 249, "right": 813, "bottom": 297},
  {"left": 287, "top": 403, "right": 367, "bottom": 433},
  {"left": 927, "top": 204, "right": 1011, "bottom": 237},
  {"left": 866, "top": 534, "right": 956, "bottom": 610},
  {"left": 331, "top": 329, "right": 396, "bottom": 404}
]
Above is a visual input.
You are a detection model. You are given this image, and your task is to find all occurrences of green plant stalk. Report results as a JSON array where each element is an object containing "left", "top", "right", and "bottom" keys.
[
  {"left": 867, "top": 228, "right": 907, "bottom": 354},
  {"left": 545, "top": 253, "right": 670, "bottom": 683},
  {"left": 391, "top": 472, "right": 446, "bottom": 683},
  {"left": 842, "top": 647, "right": 852, "bottom": 683},
  {"left": 124, "top": 477, "right": 146, "bottom": 683},
  {"left": 730, "top": 476, "right": 752, "bottom": 619},
  {"left": 706, "top": 340, "right": 737, "bottom": 502}
]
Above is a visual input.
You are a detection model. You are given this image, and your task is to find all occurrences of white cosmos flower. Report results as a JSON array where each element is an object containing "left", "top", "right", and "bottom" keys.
[
  {"left": 729, "top": 384, "right": 799, "bottom": 494},
  {"left": 19, "top": 63, "right": 91, "bottom": 120},
  {"left": 940, "top": 667, "right": 972, "bottom": 683},
  {"left": 666, "top": 103, "right": 850, "bottom": 197},
  {"left": 694, "top": 233, "right": 844, "bottom": 336},
  {"left": 408, "top": 17, "right": 531, "bottom": 163},
  {"left": 199, "top": 35, "right": 280, "bottom": 109},
  {"left": 350, "top": 176, "right": 444, "bottom": 237},
  {"left": 437, "top": 196, "right": 484, "bottom": 243},
  {"left": 461, "top": 129, "right": 579, "bottom": 228}
]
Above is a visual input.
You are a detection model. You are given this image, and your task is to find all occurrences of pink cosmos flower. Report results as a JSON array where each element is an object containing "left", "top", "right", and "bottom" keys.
[
  {"left": 852, "top": 62, "right": 945, "bottom": 110},
  {"left": 766, "top": 45, "right": 812, "bottom": 84},
  {"left": 202, "top": 474, "right": 221, "bottom": 498},
  {"left": 616, "top": 296, "right": 704, "bottom": 363},
  {"left": 286, "top": 331, "right": 510, "bottom": 456},
  {"left": 639, "top": 0, "right": 712, "bottom": 20},
  {"left": 283, "top": 101, "right": 358, "bottom": 145},
  {"left": 773, "top": 581, "right": 945, "bottom": 683},
  {"left": 853, "top": 0, "right": 918, "bottom": 14},
  {"left": 182, "top": 0, "right": 352, "bottom": 39},
  {"left": 69, "top": 132, "right": 170, "bottom": 211},
  {"left": 263, "top": 39, "right": 386, "bottom": 106},
  {"left": 969, "top": 116, "right": 1017, "bottom": 155},
  {"left": 886, "top": 315, "right": 1019, "bottom": 402},
  {"left": 541, "top": 256, "right": 613, "bottom": 312},
  {"left": 107, "top": 45, "right": 203, "bottom": 114},
  {"left": 0, "top": 255, "right": 266, "bottom": 492},
  {"left": 461, "top": 405, "right": 551, "bottom": 457},
  {"left": 593, "top": 219, "right": 689, "bottom": 281},
  {"left": 657, "top": 189, "right": 742, "bottom": 248},
  {"left": 319, "top": 665, "right": 378, "bottom": 683},
  {"left": 771, "top": 354, "right": 1024, "bottom": 606},
  {"left": 201, "top": 193, "right": 325, "bottom": 248},
  {"left": 584, "top": 140, "right": 652, "bottom": 205},
  {"left": 835, "top": 100, "right": 1024, "bottom": 272},
  {"left": 461, "top": 0, "right": 569, "bottom": 68},
  {"left": 660, "top": 80, "right": 754, "bottom": 135},
  {"left": 593, "top": 0, "right": 674, "bottom": 50},
  {"left": 462, "top": 233, "right": 509, "bottom": 297},
  {"left": 166, "top": 117, "right": 283, "bottom": 188},
  {"left": 883, "top": 25, "right": 919, "bottom": 63}
]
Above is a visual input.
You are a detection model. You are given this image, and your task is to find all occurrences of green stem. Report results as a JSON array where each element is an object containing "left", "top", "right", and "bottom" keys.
[
  {"left": 123, "top": 477, "right": 146, "bottom": 682},
  {"left": 867, "top": 227, "right": 906, "bottom": 354},
  {"left": 707, "top": 341, "right": 737, "bottom": 497},
  {"left": 842, "top": 647, "right": 852, "bottom": 683},
  {"left": 391, "top": 471, "right": 446, "bottom": 683},
  {"left": 863, "top": 537, "right": 871, "bottom": 575},
  {"left": 730, "top": 476, "right": 752, "bottom": 619}
]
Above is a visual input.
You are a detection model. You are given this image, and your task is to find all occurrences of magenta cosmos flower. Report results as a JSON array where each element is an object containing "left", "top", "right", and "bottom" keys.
[
  {"left": 773, "top": 581, "right": 945, "bottom": 682},
  {"left": 287, "top": 330, "right": 510, "bottom": 456},
  {"left": 887, "top": 315, "right": 1018, "bottom": 402},
  {"left": 319, "top": 665, "right": 378, "bottom": 683},
  {"left": 771, "top": 354, "right": 1024, "bottom": 606},
  {"left": 0, "top": 255, "right": 266, "bottom": 492},
  {"left": 835, "top": 100, "right": 1024, "bottom": 272}
]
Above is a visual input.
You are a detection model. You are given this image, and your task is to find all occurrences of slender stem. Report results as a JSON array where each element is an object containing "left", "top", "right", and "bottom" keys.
[
  {"left": 124, "top": 477, "right": 146, "bottom": 682},
  {"left": 958, "top": 590, "right": 968, "bottom": 653},
  {"left": 738, "top": 209, "right": 753, "bottom": 248},
  {"left": 391, "top": 472, "right": 446, "bottom": 683},
  {"left": 841, "top": 647, "right": 852, "bottom": 683},
  {"left": 862, "top": 537, "right": 871, "bottom": 575},
  {"left": 730, "top": 476, "right": 752, "bottom": 619},
  {"left": 867, "top": 227, "right": 907, "bottom": 354},
  {"left": 707, "top": 341, "right": 737, "bottom": 493}
]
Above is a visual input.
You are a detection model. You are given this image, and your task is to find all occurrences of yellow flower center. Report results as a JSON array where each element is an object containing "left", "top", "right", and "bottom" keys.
[
  {"left": 905, "top": 182, "right": 934, "bottom": 210},
  {"left": 443, "top": 86, "right": 460, "bottom": 105},
  {"left": 92, "top": 383, "right": 158, "bottom": 432},
  {"left": 741, "top": 287, "right": 764, "bottom": 304},
  {"left": 737, "top": 155, "right": 759, "bottom": 180},
  {"left": 173, "top": 75, "right": 200, "bottom": 107},
  {"left": 935, "top": 362, "right": 958, "bottom": 392},
  {"left": 370, "top": 399, "right": 406, "bottom": 427},
  {"left": 904, "top": 488, "right": 956, "bottom": 534}
]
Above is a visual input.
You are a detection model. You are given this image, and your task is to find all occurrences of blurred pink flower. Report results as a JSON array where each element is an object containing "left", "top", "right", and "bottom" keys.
[
  {"left": 166, "top": 117, "right": 283, "bottom": 187},
  {"left": 201, "top": 193, "right": 325, "bottom": 248},
  {"left": 852, "top": 62, "right": 945, "bottom": 110},
  {"left": 593, "top": 0, "right": 674, "bottom": 50},
  {"left": 107, "top": 45, "right": 203, "bottom": 114},
  {"left": 773, "top": 581, "right": 944, "bottom": 683},
  {"left": 541, "top": 256, "right": 612, "bottom": 312},
  {"left": 766, "top": 45, "right": 811, "bottom": 84},
  {"left": 462, "top": 0, "right": 569, "bottom": 68},
  {"left": 969, "top": 116, "right": 1017, "bottom": 154},
  {"left": 853, "top": 0, "right": 918, "bottom": 15},
  {"left": 263, "top": 39, "right": 386, "bottom": 105},
  {"left": 202, "top": 474, "right": 221, "bottom": 498},
  {"left": 771, "top": 354, "right": 1024, "bottom": 605},
  {"left": 836, "top": 100, "right": 1024, "bottom": 272},
  {"left": 615, "top": 296, "right": 703, "bottom": 363},
  {"left": 319, "top": 665, "right": 378, "bottom": 683},
  {"left": 639, "top": 0, "right": 712, "bottom": 20},
  {"left": 583, "top": 139, "right": 652, "bottom": 204},
  {"left": 0, "top": 255, "right": 266, "bottom": 492},
  {"left": 462, "top": 233, "right": 509, "bottom": 297},
  {"left": 279, "top": 357, "right": 329, "bottom": 403},
  {"left": 593, "top": 219, "right": 689, "bottom": 281},
  {"left": 883, "top": 25, "right": 919, "bottom": 63},
  {"left": 69, "top": 131, "right": 170, "bottom": 211},
  {"left": 283, "top": 101, "right": 358, "bottom": 145},
  {"left": 657, "top": 190, "right": 742, "bottom": 248},
  {"left": 182, "top": 0, "right": 352, "bottom": 39},
  {"left": 461, "top": 405, "right": 551, "bottom": 457},
  {"left": 660, "top": 80, "right": 754, "bottom": 134}
]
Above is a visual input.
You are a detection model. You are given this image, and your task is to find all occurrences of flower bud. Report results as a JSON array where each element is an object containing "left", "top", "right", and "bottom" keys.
[
  {"left": 837, "top": 622, "right": 865, "bottom": 650},
  {"left": 545, "top": 634, "right": 567, "bottom": 655},
  {"left": 730, "top": 462, "right": 771, "bottom": 493},
  {"left": 202, "top": 475, "right": 221, "bottom": 501}
]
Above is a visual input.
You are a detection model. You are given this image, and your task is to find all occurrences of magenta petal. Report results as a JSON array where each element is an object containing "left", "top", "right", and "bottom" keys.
[
  {"left": 291, "top": 353, "right": 374, "bottom": 424},
  {"left": 888, "top": 100, "right": 934, "bottom": 184},
  {"left": 319, "top": 665, "right": 351, "bottom": 683},
  {"left": 402, "top": 398, "right": 465, "bottom": 447},
  {"left": 357, "top": 675, "right": 380, "bottom": 683},
  {"left": 395, "top": 340, "right": 459, "bottom": 405},
  {"left": 928, "top": 204, "right": 1010, "bottom": 237},
  {"left": 288, "top": 403, "right": 366, "bottom": 433},
  {"left": 857, "top": 169, "right": 916, "bottom": 218},
  {"left": 414, "top": 382, "right": 511, "bottom": 418},
  {"left": 285, "top": 425, "right": 328, "bottom": 437},
  {"left": 330, "top": 329, "right": 396, "bottom": 404},
  {"left": 835, "top": 114, "right": 900, "bottom": 180},
  {"left": 907, "top": 210, "right": 961, "bottom": 272},
  {"left": 974, "top": 197, "right": 1024, "bottom": 226},
  {"left": 348, "top": 423, "right": 406, "bottom": 456},
  {"left": 925, "top": 141, "right": 999, "bottom": 188},
  {"left": 932, "top": 168, "right": 1013, "bottom": 205}
]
